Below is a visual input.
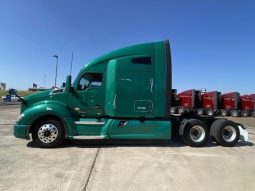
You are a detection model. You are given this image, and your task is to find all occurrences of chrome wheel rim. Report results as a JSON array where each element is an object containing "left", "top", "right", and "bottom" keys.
[
  {"left": 179, "top": 108, "right": 185, "bottom": 114},
  {"left": 170, "top": 108, "right": 176, "bottom": 114},
  {"left": 243, "top": 111, "right": 248, "bottom": 117},
  {"left": 197, "top": 110, "right": 203, "bottom": 115},
  {"left": 221, "top": 111, "right": 227, "bottom": 116},
  {"left": 38, "top": 124, "right": 58, "bottom": 143},
  {"left": 222, "top": 126, "right": 236, "bottom": 142},
  {"left": 207, "top": 110, "right": 213, "bottom": 116},
  {"left": 232, "top": 111, "right": 238, "bottom": 117},
  {"left": 190, "top": 125, "right": 206, "bottom": 142}
]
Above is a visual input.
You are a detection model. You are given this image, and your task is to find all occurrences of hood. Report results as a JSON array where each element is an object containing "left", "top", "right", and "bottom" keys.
[
  {"left": 21, "top": 90, "right": 51, "bottom": 113},
  {"left": 23, "top": 90, "right": 51, "bottom": 104},
  {"left": 21, "top": 89, "right": 66, "bottom": 113}
]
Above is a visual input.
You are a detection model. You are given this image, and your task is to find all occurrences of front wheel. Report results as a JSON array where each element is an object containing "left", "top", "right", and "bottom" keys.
[
  {"left": 230, "top": 110, "right": 240, "bottom": 117},
  {"left": 178, "top": 107, "right": 186, "bottom": 114},
  {"left": 196, "top": 108, "right": 204, "bottom": 115},
  {"left": 241, "top": 110, "right": 250, "bottom": 117},
  {"left": 170, "top": 107, "right": 177, "bottom": 114},
  {"left": 206, "top": 109, "right": 214, "bottom": 116},
  {"left": 32, "top": 119, "right": 65, "bottom": 148},
  {"left": 220, "top": 109, "right": 228, "bottom": 116},
  {"left": 183, "top": 119, "right": 209, "bottom": 147}
]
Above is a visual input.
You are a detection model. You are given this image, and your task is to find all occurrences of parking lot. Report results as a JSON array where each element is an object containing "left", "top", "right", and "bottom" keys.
[{"left": 0, "top": 105, "right": 255, "bottom": 191}]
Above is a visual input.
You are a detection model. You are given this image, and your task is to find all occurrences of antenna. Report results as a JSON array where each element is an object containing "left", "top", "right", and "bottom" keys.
[{"left": 70, "top": 51, "right": 73, "bottom": 75}]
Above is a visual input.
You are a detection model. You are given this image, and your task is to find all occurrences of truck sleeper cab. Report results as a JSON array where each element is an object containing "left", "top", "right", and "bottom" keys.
[{"left": 14, "top": 40, "right": 248, "bottom": 148}]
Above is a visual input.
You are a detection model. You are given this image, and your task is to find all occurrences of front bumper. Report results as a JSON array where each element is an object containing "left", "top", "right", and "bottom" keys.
[{"left": 14, "top": 123, "right": 31, "bottom": 140}]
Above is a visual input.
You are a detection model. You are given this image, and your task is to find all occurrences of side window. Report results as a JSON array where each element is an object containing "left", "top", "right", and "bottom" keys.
[
  {"left": 78, "top": 73, "right": 103, "bottom": 90},
  {"left": 131, "top": 57, "right": 151, "bottom": 65}
]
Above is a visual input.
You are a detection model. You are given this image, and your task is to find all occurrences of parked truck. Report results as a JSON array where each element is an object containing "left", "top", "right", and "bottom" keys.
[
  {"left": 240, "top": 94, "right": 255, "bottom": 117},
  {"left": 199, "top": 91, "right": 221, "bottom": 116},
  {"left": 220, "top": 92, "right": 240, "bottom": 117},
  {"left": 1, "top": 89, "right": 23, "bottom": 103},
  {"left": 171, "top": 89, "right": 254, "bottom": 117},
  {"left": 14, "top": 40, "right": 248, "bottom": 148},
  {"left": 175, "top": 89, "right": 201, "bottom": 114}
]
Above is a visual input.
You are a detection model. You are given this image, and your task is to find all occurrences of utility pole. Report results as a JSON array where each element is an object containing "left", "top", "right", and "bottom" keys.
[{"left": 53, "top": 55, "right": 58, "bottom": 88}]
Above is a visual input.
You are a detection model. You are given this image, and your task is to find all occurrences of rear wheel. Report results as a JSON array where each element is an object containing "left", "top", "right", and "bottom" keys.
[
  {"left": 251, "top": 111, "right": 255, "bottom": 117},
  {"left": 183, "top": 119, "right": 209, "bottom": 147},
  {"left": 206, "top": 109, "right": 214, "bottom": 116},
  {"left": 241, "top": 110, "right": 250, "bottom": 117},
  {"left": 230, "top": 110, "right": 239, "bottom": 117},
  {"left": 210, "top": 119, "right": 240, "bottom": 147},
  {"left": 32, "top": 119, "right": 65, "bottom": 148},
  {"left": 196, "top": 108, "right": 204, "bottom": 115}
]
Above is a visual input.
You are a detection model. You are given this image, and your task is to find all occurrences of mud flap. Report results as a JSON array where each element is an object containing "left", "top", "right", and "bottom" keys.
[{"left": 237, "top": 124, "right": 248, "bottom": 142}]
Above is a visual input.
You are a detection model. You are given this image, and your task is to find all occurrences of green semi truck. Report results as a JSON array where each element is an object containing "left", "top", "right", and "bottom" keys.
[{"left": 14, "top": 40, "right": 248, "bottom": 148}]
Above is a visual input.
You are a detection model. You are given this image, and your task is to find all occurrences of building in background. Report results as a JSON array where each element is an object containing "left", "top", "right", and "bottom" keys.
[
  {"left": 0, "top": 82, "right": 6, "bottom": 90},
  {"left": 28, "top": 83, "right": 49, "bottom": 91}
]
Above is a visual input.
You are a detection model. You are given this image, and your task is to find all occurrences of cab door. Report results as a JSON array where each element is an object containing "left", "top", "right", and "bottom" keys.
[{"left": 71, "top": 73, "right": 105, "bottom": 117}]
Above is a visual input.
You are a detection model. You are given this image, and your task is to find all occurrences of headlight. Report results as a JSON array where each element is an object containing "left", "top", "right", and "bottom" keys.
[{"left": 17, "top": 114, "right": 25, "bottom": 122}]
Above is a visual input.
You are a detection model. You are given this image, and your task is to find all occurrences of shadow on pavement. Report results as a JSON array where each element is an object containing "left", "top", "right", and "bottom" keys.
[
  {"left": 235, "top": 141, "right": 254, "bottom": 147},
  {"left": 26, "top": 137, "right": 253, "bottom": 149}
]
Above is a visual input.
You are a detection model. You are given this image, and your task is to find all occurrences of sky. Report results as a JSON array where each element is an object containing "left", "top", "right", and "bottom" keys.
[{"left": 0, "top": 0, "right": 254, "bottom": 94}]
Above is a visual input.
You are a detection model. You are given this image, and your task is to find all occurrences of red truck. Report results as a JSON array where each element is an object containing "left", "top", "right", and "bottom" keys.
[
  {"left": 220, "top": 92, "right": 240, "bottom": 117},
  {"left": 172, "top": 89, "right": 201, "bottom": 114},
  {"left": 240, "top": 94, "right": 255, "bottom": 117},
  {"left": 170, "top": 90, "right": 255, "bottom": 117},
  {"left": 196, "top": 91, "right": 221, "bottom": 116}
]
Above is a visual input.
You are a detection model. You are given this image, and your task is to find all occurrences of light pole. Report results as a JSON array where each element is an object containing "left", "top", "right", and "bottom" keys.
[
  {"left": 43, "top": 74, "right": 47, "bottom": 88},
  {"left": 53, "top": 55, "right": 58, "bottom": 88}
]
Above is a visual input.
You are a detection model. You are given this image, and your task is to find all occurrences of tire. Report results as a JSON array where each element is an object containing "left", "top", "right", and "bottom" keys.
[
  {"left": 210, "top": 119, "right": 240, "bottom": 147},
  {"left": 196, "top": 108, "right": 204, "bottom": 115},
  {"left": 230, "top": 110, "right": 240, "bottom": 117},
  {"left": 183, "top": 119, "right": 209, "bottom": 147},
  {"left": 170, "top": 107, "right": 177, "bottom": 114},
  {"left": 32, "top": 119, "right": 65, "bottom": 148},
  {"left": 178, "top": 107, "right": 185, "bottom": 114},
  {"left": 206, "top": 109, "right": 214, "bottom": 116},
  {"left": 251, "top": 111, "right": 255, "bottom": 117},
  {"left": 220, "top": 109, "right": 228, "bottom": 116},
  {"left": 241, "top": 110, "right": 250, "bottom": 117}
]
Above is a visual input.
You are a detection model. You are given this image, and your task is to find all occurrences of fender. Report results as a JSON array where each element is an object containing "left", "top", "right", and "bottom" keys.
[
  {"left": 178, "top": 118, "right": 189, "bottom": 136},
  {"left": 17, "top": 100, "right": 74, "bottom": 137}
]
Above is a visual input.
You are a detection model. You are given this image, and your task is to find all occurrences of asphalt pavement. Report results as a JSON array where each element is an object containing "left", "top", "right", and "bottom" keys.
[{"left": 0, "top": 105, "right": 255, "bottom": 191}]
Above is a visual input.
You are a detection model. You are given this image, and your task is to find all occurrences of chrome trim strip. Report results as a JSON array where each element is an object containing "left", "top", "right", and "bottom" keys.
[
  {"left": 73, "top": 135, "right": 105, "bottom": 140},
  {"left": 75, "top": 121, "right": 105, "bottom": 125}
]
